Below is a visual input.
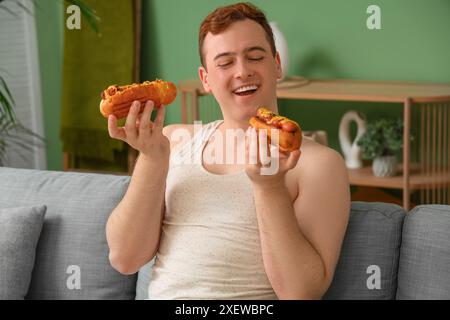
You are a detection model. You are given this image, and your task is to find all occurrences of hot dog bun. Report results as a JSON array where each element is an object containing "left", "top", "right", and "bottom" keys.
[
  {"left": 100, "top": 79, "right": 177, "bottom": 119},
  {"left": 249, "top": 107, "right": 302, "bottom": 152}
]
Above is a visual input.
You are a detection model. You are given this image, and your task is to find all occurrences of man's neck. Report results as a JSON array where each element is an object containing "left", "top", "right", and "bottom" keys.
[{"left": 220, "top": 118, "right": 251, "bottom": 132}]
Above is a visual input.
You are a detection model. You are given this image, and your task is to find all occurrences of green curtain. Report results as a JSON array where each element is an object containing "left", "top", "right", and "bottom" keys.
[{"left": 60, "top": 0, "right": 135, "bottom": 171}]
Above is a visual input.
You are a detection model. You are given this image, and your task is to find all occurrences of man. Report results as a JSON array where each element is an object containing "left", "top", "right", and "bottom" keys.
[{"left": 106, "top": 2, "right": 350, "bottom": 299}]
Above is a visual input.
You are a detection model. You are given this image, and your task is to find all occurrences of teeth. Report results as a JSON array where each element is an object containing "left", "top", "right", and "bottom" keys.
[{"left": 234, "top": 85, "right": 258, "bottom": 93}]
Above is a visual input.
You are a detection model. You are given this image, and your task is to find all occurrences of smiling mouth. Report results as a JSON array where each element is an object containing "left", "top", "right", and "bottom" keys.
[{"left": 233, "top": 84, "right": 259, "bottom": 96}]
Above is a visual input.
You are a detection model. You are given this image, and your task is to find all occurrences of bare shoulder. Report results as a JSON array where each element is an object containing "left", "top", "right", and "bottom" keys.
[
  {"left": 295, "top": 139, "right": 348, "bottom": 189},
  {"left": 296, "top": 138, "right": 348, "bottom": 181}
]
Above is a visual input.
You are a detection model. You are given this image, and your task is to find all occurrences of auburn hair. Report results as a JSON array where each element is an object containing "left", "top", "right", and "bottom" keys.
[{"left": 198, "top": 2, "right": 276, "bottom": 68}]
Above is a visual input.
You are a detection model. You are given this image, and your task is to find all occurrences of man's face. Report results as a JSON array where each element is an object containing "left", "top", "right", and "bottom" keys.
[{"left": 199, "top": 19, "right": 282, "bottom": 122}]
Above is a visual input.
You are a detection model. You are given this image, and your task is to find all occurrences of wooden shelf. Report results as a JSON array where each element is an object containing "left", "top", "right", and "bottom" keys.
[
  {"left": 276, "top": 78, "right": 450, "bottom": 103},
  {"left": 179, "top": 78, "right": 450, "bottom": 103},
  {"left": 349, "top": 164, "right": 450, "bottom": 190}
]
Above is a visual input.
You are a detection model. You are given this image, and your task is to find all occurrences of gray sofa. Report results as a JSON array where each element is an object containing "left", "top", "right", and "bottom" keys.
[{"left": 1, "top": 167, "right": 449, "bottom": 300}]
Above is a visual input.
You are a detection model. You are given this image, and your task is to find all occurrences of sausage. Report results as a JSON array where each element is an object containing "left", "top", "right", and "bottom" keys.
[{"left": 249, "top": 107, "right": 302, "bottom": 152}]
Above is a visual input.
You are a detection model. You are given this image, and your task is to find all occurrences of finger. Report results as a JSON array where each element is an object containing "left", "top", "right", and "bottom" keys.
[
  {"left": 244, "top": 128, "right": 251, "bottom": 165},
  {"left": 248, "top": 128, "right": 258, "bottom": 165},
  {"left": 245, "top": 132, "right": 249, "bottom": 164},
  {"left": 286, "top": 149, "right": 301, "bottom": 170},
  {"left": 125, "top": 101, "right": 140, "bottom": 139},
  {"left": 139, "top": 100, "right": 154, "bottom": 131},
  {"left": 108, "top": 115, "right": 126, "bottom": 141},
  {"left": 258, "top": 129, "right": 271, "bottom": 166},
  {"left": 244, "top": 128, "right": 250, "bottom": 165},
  {"left": 154, "top": 104, "right": 166, "bottom": 130},
  {"left": 269, "top": 144, "right": 279, "bottom": 161},
  {"left": 277, "top": 147, "right": 289, "bottom": 159}
]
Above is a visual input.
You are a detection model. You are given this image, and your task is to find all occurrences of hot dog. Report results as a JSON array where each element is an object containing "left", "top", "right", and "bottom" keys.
[
  {"left": 99, "top": 79, "right": 177, "bottom": 119},
  {"left": 249, "top": 107, "right": 302, "bottom": 152}
]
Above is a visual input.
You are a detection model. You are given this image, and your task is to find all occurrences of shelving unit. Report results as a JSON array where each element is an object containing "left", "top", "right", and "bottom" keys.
[{"left": 179, "top": 78, "right": 450, "bottom": 210}]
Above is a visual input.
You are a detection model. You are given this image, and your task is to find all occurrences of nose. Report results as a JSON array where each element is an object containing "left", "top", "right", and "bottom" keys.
[{"left": 234, "top": 59, "right": 255, "bottom": 80}]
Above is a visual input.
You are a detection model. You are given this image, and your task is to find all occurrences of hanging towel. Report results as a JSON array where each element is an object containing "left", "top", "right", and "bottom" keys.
[{"left": 60, "top": 0, "right": 135, "bottom": 170}]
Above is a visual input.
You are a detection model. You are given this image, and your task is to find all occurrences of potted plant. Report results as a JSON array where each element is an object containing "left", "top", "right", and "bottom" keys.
[{"left": 357, "top": 117, "right": 404, "bottom": 177}]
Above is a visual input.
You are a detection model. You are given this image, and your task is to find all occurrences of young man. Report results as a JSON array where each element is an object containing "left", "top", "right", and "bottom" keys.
[{"left": 106, "top": 3, "right": 350, "bottom": 299}]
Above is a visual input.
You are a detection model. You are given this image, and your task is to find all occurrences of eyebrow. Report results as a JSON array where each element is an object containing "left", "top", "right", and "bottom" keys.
[{"left": 213, "top": 46, "right": 267, "bottom": 61}]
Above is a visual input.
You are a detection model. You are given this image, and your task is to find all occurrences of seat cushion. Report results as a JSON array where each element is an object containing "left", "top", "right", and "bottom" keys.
[
  {"left": 396, "top": 205, "right": 450, "bottom": 299},
  {"left": 324, "top": 202, "right": 405, "bottom": 300},
  {"left": 0, "top": 167, "right": 136, "bottom": 299},
  {"left": 0, "top": 205, "right": 46, "bottom": 299}
]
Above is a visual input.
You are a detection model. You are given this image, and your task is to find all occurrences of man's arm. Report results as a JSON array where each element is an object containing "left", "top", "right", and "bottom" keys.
[
  {"left": 252, "top": 147, "right": 350, "bottom": 299},
  {"left": 106, "top": 154, "right": 167, "bottom": 275},
  {"left": 105, "top": 101, "right": 172, "bottom": 275}
]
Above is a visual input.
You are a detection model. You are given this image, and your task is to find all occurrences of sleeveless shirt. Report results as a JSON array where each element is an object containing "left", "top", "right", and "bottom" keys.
[{"left": 147, "top": 120, "right": 277, "bottom": 299}]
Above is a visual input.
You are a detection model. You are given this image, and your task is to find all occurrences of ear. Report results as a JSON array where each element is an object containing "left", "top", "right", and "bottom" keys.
[
  {"left": 198, "top": 66, "right": 212, "bottom": 93},
  {"left": 275, "top": 52, "right": 283, "bottom": 80}
]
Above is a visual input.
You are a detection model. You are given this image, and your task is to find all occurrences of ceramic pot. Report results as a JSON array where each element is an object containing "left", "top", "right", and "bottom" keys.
[{"left": 372, "top": 155, "right": 398, "bottom": 177}]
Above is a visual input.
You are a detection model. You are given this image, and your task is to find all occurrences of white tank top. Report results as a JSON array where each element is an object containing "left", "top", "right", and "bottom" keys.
[{"left": 147, "top": 120, "right": 277, "bottom": 300}]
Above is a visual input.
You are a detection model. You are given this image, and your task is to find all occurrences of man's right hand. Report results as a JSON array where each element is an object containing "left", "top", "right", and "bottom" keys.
[{"left": 108, "top": 100, "right": 170, "bottom": 163}]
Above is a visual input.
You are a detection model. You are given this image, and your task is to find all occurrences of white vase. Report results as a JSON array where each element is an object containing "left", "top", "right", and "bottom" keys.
[
  {"left": 339, "top": 111, "right": 367, "bottom": 169},
  {"left": 269, "top": 22, "right": 289, "bottom": 81},
  {"left": 372, "top": 155, "right": 398, "bottom": 177}
]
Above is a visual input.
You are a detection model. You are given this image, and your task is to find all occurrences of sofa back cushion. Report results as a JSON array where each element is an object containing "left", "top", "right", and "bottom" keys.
[
  {"left": 0, "top": 167, "right": 136, "bottom": 300},
  {"left": 396, "top": 205, "right": 450, "bottom": 299},
  {"left": 324, "top": 202, "right": 405, "bottom": 300}
]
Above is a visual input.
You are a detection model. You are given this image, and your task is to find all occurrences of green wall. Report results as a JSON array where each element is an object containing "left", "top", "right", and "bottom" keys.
[
  {"left": 36, "top": 0, "right": 450, "bottom": 171},
  {"left": 35, "top": 0, "right": 64, "bottom": 171}
]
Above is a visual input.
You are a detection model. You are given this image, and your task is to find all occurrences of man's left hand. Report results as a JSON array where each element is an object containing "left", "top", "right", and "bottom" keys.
[{"left": 245, "top": 127, "right": 301, "bottom": 188}]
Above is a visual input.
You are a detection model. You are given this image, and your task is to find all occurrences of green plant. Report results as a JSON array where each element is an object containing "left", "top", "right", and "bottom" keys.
[
  {"left": 0, "top": 0, "right": 99, "bottom": 166},
  {"left": 0, "top": 76, "right": 45, "bottom": 165},
  {"left": 357, "top": 117, "right": 404, "bottom": 160}
]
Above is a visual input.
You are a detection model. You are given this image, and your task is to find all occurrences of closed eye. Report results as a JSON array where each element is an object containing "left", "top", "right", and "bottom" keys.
[
  {"left": 249, "top": 57, "right": 264, "bottom": 61},
  {"left": 217, "top": 61, "right": 233, "bottom": 68}
]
